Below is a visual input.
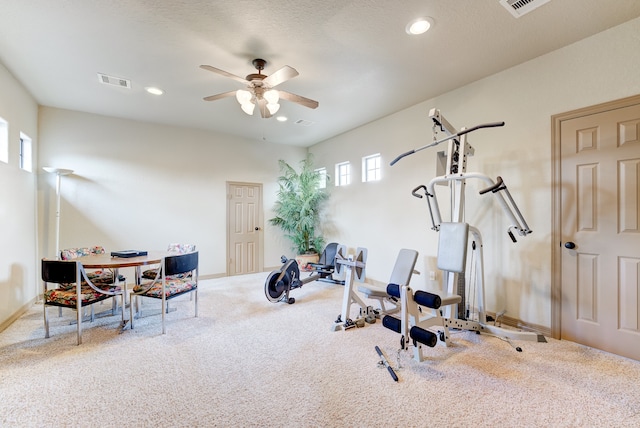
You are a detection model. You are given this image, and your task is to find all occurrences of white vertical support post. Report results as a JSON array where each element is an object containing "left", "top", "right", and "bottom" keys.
[{"left": 54, "top": 173, "right": 61, "bottom": 259}]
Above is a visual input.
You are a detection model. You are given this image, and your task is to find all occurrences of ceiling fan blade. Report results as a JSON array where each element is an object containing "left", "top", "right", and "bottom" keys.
[
  {"left": 203, "top": 91, "right": 237, "bottom": 102},
  {"left": 257, "top": 98, "right": 272, "bottom": 118},
  {"left": 200, "top": 65, "right": 249, "bottom": 84},
  {"left": 278, "top": 91, "right": 319, "bottom": 109},
  {"left": 263, "top": 66, "right": 299, "bottom": 88}
]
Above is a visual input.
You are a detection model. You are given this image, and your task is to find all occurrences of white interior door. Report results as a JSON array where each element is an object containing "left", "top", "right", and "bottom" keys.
[
  {"left": 227, "top": 182, "right": 263, "bottom": 276},
  {"left": 558, "top": 100, "right": 640, "bottom": 360}
]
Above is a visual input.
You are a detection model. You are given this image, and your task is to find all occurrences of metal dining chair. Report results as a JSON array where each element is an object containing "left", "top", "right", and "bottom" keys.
[
  {"left": 141, "top": 243, "right": 196, "bottom": 280},
  {"left": 130, "top": 251, "right": 199, "bottom": 334},
  {"left": 42, "top": 259, "right": 125, "bottom": 345}
]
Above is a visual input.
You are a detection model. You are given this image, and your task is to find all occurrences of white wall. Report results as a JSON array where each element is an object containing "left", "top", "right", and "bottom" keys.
[
  {"left": 0, "top": 62, "right": 39, "bottom": 329},
  {"left": 37, "top": 108, "right": 306, "bottom": 279},
  {"left": 310, "top": 17, "right": 640, "bottom": 329}
]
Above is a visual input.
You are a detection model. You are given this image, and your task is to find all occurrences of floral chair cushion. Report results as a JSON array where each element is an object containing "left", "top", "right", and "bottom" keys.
[
  {"left": 141, "top": 244, "right": 196, "bottom": 280},
  {"left": 167, "top": 243, "right": 196, "bottom": 253},
  {"left": 58, "top": 247, "right": 123, "bottom": 290},
  {"left": 44, "top": 284, "right": 122, "bottom": 306},
  {"left": 57, "top": 270, "right": 118, "bottom": 291},
  {"left": 60, "top": 246, "right": 105, "bottom": 260},
  {"left": 132, "top": 279, "right": 197, "bottom": 299}
]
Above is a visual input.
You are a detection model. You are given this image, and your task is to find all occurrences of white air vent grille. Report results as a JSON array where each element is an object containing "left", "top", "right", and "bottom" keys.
[
  {"left": 294, "top": 119, "right": 314, "bottom": 126},
  {"left": 97, "top": 73, "right": 131, "bottom": 89},
  {"left": 499, "top": 0, "right": 551, "bottom": 18}
]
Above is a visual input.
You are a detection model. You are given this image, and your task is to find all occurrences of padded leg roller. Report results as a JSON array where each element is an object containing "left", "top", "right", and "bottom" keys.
[
  {"left": 410, "top": 326, "right": 438, "bottom": 348},
  {"left": 414, "top": 290, "right": 442, "bottom": 309},
  {"left": 382, "top": 315, "right": 401, "bottom": 333},
  {"left": 386, "top": 283, "right": 401, "bottom": 298}
]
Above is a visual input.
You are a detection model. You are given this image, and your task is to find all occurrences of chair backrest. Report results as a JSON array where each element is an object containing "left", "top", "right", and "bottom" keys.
[
  {"left": 164, "top": 251, "right": 199, "bottom": 277},
  {"left": 388, "top": 249, "right": 418, "bottom": 287},
  {"left": 167, "top": 243, "right": 196, "bottom": 254},
  {"left": 42, "top": 259, "right": 78, "bottom": 284},
  {"left": 61, "top": 246, "right": 105, "bottom": 260},
  {"left": 319, "top": 242, "right": 339, "bottom": 266}
]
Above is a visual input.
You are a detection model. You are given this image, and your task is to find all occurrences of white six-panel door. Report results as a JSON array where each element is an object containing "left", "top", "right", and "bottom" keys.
[
  {"left": 227, "top": 182, "right": 263, "bottom": 276},
  {"left": 557, "top": 100, "right": 640, "bottom": 360}
]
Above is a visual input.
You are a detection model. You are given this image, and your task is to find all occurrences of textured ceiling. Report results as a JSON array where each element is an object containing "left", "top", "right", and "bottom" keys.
[{"left": 1, "top": 0, "right": 640, "bottom": 146}]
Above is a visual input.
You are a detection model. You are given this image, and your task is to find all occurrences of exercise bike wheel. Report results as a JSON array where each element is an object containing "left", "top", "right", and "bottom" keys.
[{"left": 265, "top": 270, "right": 287, "bottom": 303}]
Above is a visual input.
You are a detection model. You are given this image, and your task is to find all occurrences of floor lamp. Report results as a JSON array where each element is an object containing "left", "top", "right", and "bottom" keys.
[{"left": 43, "top": 167, "right": 74, "bottom": 260}]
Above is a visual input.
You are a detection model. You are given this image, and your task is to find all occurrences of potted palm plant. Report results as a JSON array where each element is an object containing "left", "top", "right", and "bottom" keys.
[{"left": 270, "top": 154, "right": 328, "bottom": 270}]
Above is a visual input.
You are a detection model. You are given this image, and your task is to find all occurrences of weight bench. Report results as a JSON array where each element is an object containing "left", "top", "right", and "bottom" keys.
[
  {"left": 357, "top": 248, "right": 419, "bottom": 316},
  {"left": 382, "top": 224, "right": 466, "bottom": 361}
]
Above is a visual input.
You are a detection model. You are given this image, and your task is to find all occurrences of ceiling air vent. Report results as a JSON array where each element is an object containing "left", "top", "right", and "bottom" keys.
[
  {"left": 97, "top": 73, "right": 131, "bottom": 89},
  {"left": 499, "top": 0, "right": 551, "bottom": 18},
  {"left": 294, "top": 119, "right": 314, "bottom": 126}
]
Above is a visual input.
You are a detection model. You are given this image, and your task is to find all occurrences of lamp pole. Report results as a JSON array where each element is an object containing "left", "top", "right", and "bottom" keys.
[{"left": 43, "top": 167, "right": 73, "bottom": 259}]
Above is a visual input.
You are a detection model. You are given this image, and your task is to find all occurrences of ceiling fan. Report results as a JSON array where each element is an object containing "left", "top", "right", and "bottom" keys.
[{"left": 200, "top": 58, "right": 319, "bottom": 118}]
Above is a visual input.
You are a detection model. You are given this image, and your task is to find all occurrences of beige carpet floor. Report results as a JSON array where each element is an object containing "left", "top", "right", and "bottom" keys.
[{"left": 1, "top": 272, "right": 639, "bottom": 427}]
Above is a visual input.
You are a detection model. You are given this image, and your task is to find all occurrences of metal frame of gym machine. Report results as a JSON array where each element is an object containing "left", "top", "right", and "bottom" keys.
[{"left": 389, "top": 108, "right": 545, "bottom": 361}]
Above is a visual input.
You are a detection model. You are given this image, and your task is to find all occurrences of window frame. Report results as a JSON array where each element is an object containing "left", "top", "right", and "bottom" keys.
[
  {"left": 335, "top": 161, "right": 351, "bottom": 187},
  {"left": 19, "top": 132, "right": 33, "bottom": 172},
  {"left": 315, "top": 167, "right": 327, "bottom": 189},
  {"left": 362, "top": 153, "right": 382, "bottom": 182},
  {"left": 0, "top": 117, "right": 8, "bottom": 164}
]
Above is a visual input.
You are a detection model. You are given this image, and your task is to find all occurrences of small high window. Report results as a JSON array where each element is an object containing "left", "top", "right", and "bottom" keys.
[
  {"left": 362, "top": 153, "right": 381, "bottom": 182},
  {"left": 335, "top": 162, "right": 351, "bottom": 187},
  {"left": 0, "top": 117, "right": 8, "bottom": 164},
  {"left": 19, "top": 132, "right": 32, "bottom": 172},
  {"left": 315, "top": 167, "right": 327, "bottom": 189}
]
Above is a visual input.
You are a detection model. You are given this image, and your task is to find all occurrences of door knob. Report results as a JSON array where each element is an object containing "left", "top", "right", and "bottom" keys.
[
  {"left": 564, "top": 241, "right": 576, "bottom": 249},
  {"left": 255, "top": 227, "right": 260, "bottom": 231}
]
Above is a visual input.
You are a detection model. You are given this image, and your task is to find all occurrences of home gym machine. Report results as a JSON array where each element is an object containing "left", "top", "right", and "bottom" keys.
[
  {"left": 384, "top": 108, "right": 545, "bottom": 362},
  {"left": 265, "top": 243, "right": 346, "bottom": 304}
]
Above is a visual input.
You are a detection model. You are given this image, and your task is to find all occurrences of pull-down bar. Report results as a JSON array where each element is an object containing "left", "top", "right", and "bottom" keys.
[{"left": 390, "top": 121, "right": 505, "bottom": 166}]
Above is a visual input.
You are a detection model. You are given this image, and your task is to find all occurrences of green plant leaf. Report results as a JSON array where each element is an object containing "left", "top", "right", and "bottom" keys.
[{"left": 269, "top": 154, "right": 328, "bottom": 254}]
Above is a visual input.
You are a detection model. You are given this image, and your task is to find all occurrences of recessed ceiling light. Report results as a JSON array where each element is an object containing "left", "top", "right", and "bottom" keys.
[
  {"left": 276, "top": 116, "right": 288, "bottom": 122},
  {"left": 145, "top": 86, "right": 164, "bottom": 95},
  {"left": 406, "top": 17, "right": 433, "bottom": 35}
]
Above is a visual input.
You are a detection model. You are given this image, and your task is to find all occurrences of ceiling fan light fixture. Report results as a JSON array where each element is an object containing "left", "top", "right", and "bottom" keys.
[
  {"left": 263, "top": 89, "right": 279, "bottom": 104},
  {"left": 406, "top": 17, "right": 433, "bottom": 35},
  {"left": 236, "top": 89, "right": 252, "bottom": 104},
  {"left": 241, "top": 101, "right": 255, "bottom": 115},
  {"left": 201, "top": 60, "right": 318, "bottom": 118},
  {"left": 266, "top": 103, "right": 280, "bottom": 115}
]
